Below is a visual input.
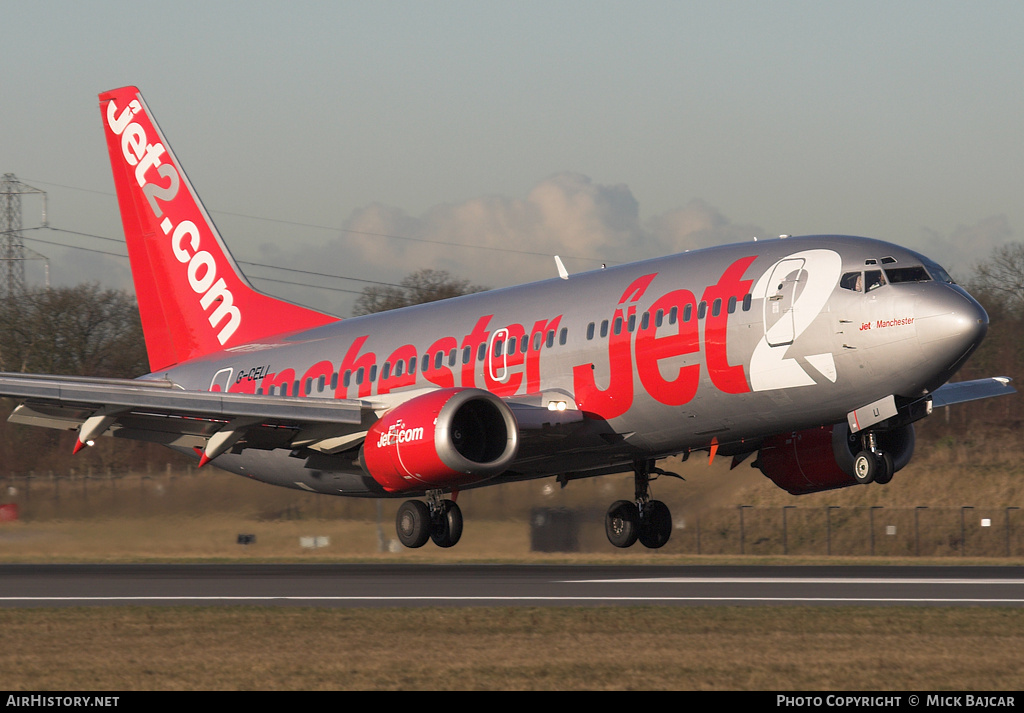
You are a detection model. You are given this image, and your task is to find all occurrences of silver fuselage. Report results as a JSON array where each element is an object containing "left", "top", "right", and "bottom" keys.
[{"left": 155, "top": 235, "right": 987, "bottom": 496}]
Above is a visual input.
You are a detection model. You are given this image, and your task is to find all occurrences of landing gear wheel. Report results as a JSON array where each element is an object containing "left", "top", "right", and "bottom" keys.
[
  {"left": 396, "top": 500, "right": 431, "bottom": 548},
  {"left": 638, "top": 500, "right": 673, "bottom": 549},
  {"left": 874, "top": 452, "right": 894, "bottom": 485},
  {"left": 430, "top": 500, "right": 464, "bottom": 548},
  {"left": 605, "top": 500, "right": 640, "bottom": 548},
  {"left": 853, "top": 450, "right": 876, "bottom": 484}
]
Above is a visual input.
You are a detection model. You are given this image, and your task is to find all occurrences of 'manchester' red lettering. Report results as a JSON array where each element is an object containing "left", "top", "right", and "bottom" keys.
[{"left": 248, "top": 256, "right": 758, "bottom": 419}]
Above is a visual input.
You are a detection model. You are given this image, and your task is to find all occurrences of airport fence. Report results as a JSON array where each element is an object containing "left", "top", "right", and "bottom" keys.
[{"left": 0, "top": 468, "right": 1021, "bottom": 557}]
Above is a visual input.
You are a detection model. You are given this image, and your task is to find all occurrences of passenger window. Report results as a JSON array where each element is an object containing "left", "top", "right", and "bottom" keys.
[
  {"left": 559, "top": 328, "right": 567, "bottom": 345},
  {"left": 742, "top": 294, "right": 752, "bottom": 311},
  {"left": 600, "top": 320, "right": 609, "bottom": 338},
  {"left": 586, "top": 323, "right": 595, "bottom": 340}
]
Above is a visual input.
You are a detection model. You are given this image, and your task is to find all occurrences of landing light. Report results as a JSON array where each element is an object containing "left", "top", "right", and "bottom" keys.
[{"left": 547, "top": 401, "right": 567, "bottom": 412}]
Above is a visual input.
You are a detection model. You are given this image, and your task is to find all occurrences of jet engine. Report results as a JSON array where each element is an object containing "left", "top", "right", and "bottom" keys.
[
  {"left": 360, "top": 387, "right": 519, "bottom": 493},
  {"left": 756, "top": 422, "right": 915, "bottom": 494}
]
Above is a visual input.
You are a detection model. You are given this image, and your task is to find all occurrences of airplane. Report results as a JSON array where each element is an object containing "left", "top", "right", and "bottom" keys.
[{"left": 0, "top": 86, "right": 1015, "bottom": 549}]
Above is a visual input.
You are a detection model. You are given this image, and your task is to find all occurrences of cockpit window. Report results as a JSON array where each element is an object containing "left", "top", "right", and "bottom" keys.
[
  {"left": 840, "top": 272, "right": 862, "bottom": 291},
  {"left": 926, "top": 263, "right": 956, "bottom": 284},
  {"left": 885, "top": 266, "right": 931, "bottom": 284},
  {"left": 865, "top": 270, "right": 886, "bottom": 291}
]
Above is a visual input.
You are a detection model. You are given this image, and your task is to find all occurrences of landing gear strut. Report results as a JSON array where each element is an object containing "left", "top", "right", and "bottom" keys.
[
  {"left": 852, "top": 430, "right": 894, "bottom": 485},
  {"left": 605, "top": 459, "right": 673, "bottom": 549},
  {"left": 396, "top": 490, "right": 463, "bottom": 548}
]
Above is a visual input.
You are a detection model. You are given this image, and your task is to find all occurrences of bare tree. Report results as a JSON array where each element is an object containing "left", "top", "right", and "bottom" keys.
[
  {"left": 970, "top": 242, "right": 1024, "bottom": 318},
  {"left": 353, "top": 269, "right": 487, "bottom": 316},
  {"left": 0, "top": 285, "right": 147, "bottom": 377}
]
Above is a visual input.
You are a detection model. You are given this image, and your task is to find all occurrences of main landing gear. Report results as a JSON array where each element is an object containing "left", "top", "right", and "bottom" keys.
[
  {"left": 605, "top": 459, "right": 674, "bottom": 549},
  {"left": 396, "top": 490, "right": 463, "bottom": 548},
  {"left": 851, "top": 430, "right": 894, "bottom": 486}
]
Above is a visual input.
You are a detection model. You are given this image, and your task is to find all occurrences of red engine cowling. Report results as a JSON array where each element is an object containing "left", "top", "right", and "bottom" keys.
[
  {"left": 757, "top": 423, "right": 915, "bottom": 494},
  {"left": 360, "top": 387, "right": 519, "bottom": 493}
]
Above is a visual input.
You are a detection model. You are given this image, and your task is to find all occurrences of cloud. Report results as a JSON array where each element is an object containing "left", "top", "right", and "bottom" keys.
[
  {"left": 646, "top": 198, "right": 765, "bottom": 253},
  {"left": 247, "top": 173, "right": 770, "bottom": 315}
]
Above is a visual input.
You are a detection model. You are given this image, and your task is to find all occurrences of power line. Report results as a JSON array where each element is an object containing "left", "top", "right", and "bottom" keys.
[
  {"left": 23, "top": 177, "right": 614, "bottom": 264},
  {"left": 18, "top": 226, "right": 404, "bottom": 296}
]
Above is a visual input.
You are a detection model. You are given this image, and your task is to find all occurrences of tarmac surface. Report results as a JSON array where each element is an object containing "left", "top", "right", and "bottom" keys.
[{"left": 2, "top": 564, "right": 1024, "bottom": 607}]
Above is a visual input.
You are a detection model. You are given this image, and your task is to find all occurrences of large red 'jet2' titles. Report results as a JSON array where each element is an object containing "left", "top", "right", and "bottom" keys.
[{"left": 0, "top": 87, "right": 1013, "bottom": 549}]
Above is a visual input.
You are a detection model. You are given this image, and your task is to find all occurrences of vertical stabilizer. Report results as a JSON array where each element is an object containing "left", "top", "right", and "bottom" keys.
[{"left": 99, "top": 86, "right": 337, "bottom": 372}]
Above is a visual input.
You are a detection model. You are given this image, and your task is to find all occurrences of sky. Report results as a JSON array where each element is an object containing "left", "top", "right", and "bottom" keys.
[{"left": 3, "top": 1, "right": 1023, "bottom": 316}]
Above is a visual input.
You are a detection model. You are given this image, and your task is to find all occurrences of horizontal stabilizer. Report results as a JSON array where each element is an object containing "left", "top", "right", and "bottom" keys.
[{"left": 930, "top": 376, "right": 1015, "bottom": 408}]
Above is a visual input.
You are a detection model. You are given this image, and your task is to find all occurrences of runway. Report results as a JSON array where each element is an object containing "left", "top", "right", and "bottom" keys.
[{"left": 2, "top": 564, "right": 1024, "bottom": 607}]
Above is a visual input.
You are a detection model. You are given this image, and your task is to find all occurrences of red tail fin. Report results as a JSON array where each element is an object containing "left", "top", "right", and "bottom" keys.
[{"left": 99, "top": 86, "right": 336, "bottom": 372}]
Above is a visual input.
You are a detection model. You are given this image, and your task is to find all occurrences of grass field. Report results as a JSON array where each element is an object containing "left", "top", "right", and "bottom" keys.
[{"left": 1, "top": 606, "right": 1022, "bottom": 691}]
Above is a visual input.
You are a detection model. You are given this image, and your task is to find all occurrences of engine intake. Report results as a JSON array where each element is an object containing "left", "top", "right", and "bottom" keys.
[
  {"left": 361, "top": 387, "right": 519, "bottom": 493},
  {"left": 757, "top": 422, "right": 915, "bottom": 494}
]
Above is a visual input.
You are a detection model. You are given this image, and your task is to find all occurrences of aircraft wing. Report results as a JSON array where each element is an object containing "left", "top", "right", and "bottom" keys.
[
  {"left": 930, "top": 377, "right": 1016, "bottom": 408},
  {"left": 0, "top": 372, "right": 371, "bottom": 463},
  {"left": 0, "top": 373, "right": 585, "bottom": 465}
]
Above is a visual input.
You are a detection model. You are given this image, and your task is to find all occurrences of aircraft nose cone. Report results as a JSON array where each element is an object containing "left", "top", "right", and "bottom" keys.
[{"left": 915, "top": 285, "right": 988, "bottom": 355}]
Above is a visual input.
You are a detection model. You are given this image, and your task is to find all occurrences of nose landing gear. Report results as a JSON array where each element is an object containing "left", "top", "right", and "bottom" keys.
[
  {"left": 852, "top": 430, "right": 895, "bottom": 485},
  {"left": 604, "top": 459, "right": 674, "bottom": 549}
]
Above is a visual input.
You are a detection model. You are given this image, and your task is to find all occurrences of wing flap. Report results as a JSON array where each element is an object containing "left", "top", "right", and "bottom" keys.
[
  {"left": 1, "top": 372, "right": 369, "bottom": 462},
  {"left": 0, "top": 373, "right": 363, "bottom": 424}
]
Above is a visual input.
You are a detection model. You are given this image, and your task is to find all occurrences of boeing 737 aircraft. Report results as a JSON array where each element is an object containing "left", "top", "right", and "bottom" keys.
[{"left": 0, "top": 87, "right": 1014, "bottom": 549}]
